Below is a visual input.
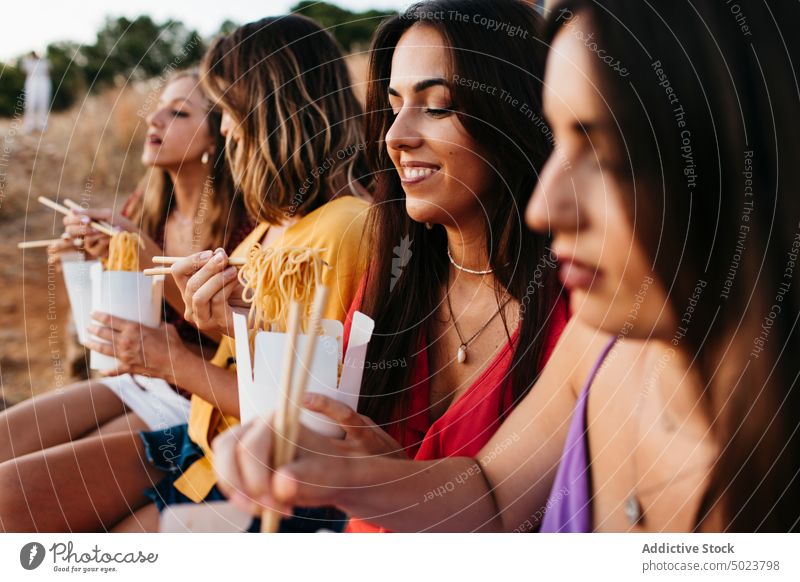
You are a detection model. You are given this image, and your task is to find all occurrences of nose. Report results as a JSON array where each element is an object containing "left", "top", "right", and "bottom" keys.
[
  {"left": 526, "top": 151, "right": 580, "bottom": 235},
  {"left": 146, "top": 108, "right": 165, "bottom": 129},
  {"left": 385, "top": 107, "right": 424, "bottom": 153}
]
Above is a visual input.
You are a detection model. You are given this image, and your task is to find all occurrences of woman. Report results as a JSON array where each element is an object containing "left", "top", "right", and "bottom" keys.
[
  {"left": 214, "top": 0, "right": 800, "bottom": 532},
  {"left": 0, "top": 70, "right": 254, "bottom": 463},
  {"left": 178, "top": 0, "right": 566, "bottom": 534},
  {"left": 158, "top": 15, "right": 371, "bottom": 533},
  {"left": 0, "top": 14, "right": 370, "bottom": 532}
]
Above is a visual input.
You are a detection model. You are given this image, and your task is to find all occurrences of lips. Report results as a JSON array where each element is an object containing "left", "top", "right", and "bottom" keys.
[
  {"left": 399, "top": 162, "right": 441, "bottom": 184},
  {"left": 146, "top": 134, "right": 162, "bottom": 146},
  {"left": 557, "top": 256, "right": 601, "bottom": 290}
]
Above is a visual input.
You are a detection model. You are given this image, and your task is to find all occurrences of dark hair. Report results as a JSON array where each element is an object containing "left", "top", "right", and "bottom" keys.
[
  {"left": 359, "top": 0, "right": 562, "bottom": 436},
  {"left": 549, "top": 0, "right": 800, "bottom": 531},
  {"left": 201, "top": 15, "right": 370, "bottom": 224}
]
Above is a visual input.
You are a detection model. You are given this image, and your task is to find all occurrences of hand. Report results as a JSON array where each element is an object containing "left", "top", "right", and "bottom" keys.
[
  {"left": 213, "top": 416, "right": 354, "bottom": 515},
  {"left": 85, "top": 312, "right": 188, "bottom": 383},
  {"left": 303, "top": 393, "right": 405, "bottom": 458},
  {"left": 63, "top": 208, "right": 136, "bottom": 259},
  {"left": 171, "top": 248, "right": 243, "bottom": 337}
]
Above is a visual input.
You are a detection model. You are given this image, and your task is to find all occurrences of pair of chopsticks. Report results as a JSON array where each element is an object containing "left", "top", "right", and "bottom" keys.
[
  {"left": 18, "top": 197, "right": 119, "bottom": 250},
  {"left": 143, "top": 255, "right": 247, "bottom": 277},
  {"left": 260, "top": 286, "right": 329, "bottom": 533},
  {"left": 37, "top": 196, "right": 119, "bottom": 238}
]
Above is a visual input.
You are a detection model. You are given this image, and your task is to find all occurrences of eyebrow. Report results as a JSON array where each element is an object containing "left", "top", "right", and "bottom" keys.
[
  {"left": 387, "top": 77, "right": 448, "bottom": 97},
  {"left": 158, "top": 98, "right": 195, "bottom": 108}
]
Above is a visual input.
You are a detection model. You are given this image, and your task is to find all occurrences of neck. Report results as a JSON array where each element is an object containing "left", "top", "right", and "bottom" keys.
[
  {"left": 443, "top": 216, "right": 492, "bottom": 276},
  {"left": 166, "top": 161, "right": 211, "bottom": 219},
  {"left": 645, "top": 342, "right": 710, "bottom": 438}
]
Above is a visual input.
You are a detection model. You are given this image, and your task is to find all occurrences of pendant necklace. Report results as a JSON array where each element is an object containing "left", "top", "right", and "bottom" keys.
[{"left": 445, "top": 286, "right": 510, "bottom": 364}]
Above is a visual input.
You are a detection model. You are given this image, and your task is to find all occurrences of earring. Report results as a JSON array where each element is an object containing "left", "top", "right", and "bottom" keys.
[
  {"left": 425, "top": 222, "right": 433, "bottom": 230},
  {"left": 201, "top": 151, "right": 210, "bottom": 165}
]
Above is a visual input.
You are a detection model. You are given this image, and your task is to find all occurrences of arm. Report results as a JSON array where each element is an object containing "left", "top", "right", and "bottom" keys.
[
  {"left": 214, "top": 319, "right": 602, "bottom": 532},
  {"left": 87, "top": 314, "right": 240, "bottom": 417}
]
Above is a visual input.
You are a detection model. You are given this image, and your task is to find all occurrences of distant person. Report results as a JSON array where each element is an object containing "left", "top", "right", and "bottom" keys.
[{"left": 22, "top": 51, "right": 51, "bottom": 133}]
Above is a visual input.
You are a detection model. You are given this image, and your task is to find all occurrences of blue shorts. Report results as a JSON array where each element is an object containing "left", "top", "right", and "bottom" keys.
[{"left": 140, "top": 423, "right": 347, "bottom": 533}]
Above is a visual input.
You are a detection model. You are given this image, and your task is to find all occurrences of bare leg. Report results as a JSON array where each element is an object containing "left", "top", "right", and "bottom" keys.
[
  {"left": 0, "top": 430, "right": 164, "bottom": 532},
  {"left": 0, "top": 379, "right": 128, "bottom": 462},
  {"left": 86, "top": 411, "right": 149, "bottom": 439},
  {"left": 110, "top": 502, "right": 160, "bottom": 532}
]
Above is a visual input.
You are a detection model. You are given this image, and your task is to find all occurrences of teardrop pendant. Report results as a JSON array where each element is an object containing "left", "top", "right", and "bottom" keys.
[
  {"left": 457, "top": 344, "right": 467, "bottom": 364},
  {"left": 624, "top": 494, "right": 643, "bottom": 525}
]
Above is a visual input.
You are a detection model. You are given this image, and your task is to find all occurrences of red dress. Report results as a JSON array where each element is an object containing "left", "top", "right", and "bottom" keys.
[{"left": 341, "top": 279, "right": 569, "bottom": 532}]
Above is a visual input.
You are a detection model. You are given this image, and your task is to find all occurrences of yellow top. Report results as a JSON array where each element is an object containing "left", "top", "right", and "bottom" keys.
[{"left": 174, "top": 196, "right": 370, "bottom": 502}]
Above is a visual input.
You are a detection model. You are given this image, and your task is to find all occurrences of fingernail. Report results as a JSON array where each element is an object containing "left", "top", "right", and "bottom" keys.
[
  {"left": 213, "top": 253, "right": 226, "bottom": 263},
  {"left": 81, "top": 216, "right": 90, "bottom": 224},
  {"left": 224, "top": 266, "right": 237, "bottom": 277},
  {"left": 199, "top": 250, "right": 213, "bottom": 260}
]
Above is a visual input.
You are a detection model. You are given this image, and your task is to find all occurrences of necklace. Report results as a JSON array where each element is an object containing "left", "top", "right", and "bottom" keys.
[
  {"left": 447, "top": 247, "right": 493, "bottom": 275},
  {"left": 446, "top": 286, "right": 510, "bottom": 364}
]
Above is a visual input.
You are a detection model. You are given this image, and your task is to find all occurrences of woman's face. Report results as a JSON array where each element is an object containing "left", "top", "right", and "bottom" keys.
[
  {"left": 142, "top": 76, "right": 214, "bottom": 169},
  {"left": 527, "top": 26, "right": 673, "bottom": 339},
  {"left": 386, "top": 24, "right": 494, "bottom": 229}
]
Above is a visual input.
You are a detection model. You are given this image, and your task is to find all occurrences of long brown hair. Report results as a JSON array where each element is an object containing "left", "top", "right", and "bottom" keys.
[
  {"left": 200, "top": 15, "right": 369, "bottom": 224},
  {"left": 549, "top": 0, "right": 800, "bottom": 531},
  {"left": 127, "top": 69, "right": 247, "bottom": 249},
  {"left": 359, "top": 0, "right": 562, "bottom": 432}
]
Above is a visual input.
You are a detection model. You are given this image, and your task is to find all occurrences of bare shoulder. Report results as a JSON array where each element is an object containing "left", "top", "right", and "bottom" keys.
[{"left": 540, "top": 316, "right": 615, "bottom": 399}]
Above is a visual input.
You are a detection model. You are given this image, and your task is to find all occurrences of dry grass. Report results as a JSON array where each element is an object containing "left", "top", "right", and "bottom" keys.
[{"left": 0, "top": 82, "right": 149, "bottom": 404}]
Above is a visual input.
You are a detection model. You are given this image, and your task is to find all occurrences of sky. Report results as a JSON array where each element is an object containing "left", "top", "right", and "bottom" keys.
[{"left": 1, "top": 0, "right": 411, "bottom": 60}]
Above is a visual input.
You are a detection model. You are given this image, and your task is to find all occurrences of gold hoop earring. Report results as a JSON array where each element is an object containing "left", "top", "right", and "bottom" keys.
[{"left": 201, "top": 151, "right": 210, "bottom": 165}]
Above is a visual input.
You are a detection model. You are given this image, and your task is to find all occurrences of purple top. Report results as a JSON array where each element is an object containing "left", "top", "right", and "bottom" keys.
[{"left": 539, "top": 336, "right": 617, "bottom": 533}]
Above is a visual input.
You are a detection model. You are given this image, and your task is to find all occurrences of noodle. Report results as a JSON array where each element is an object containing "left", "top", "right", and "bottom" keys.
[
  {"left": 106, "top": 232, "right": 142, "bottom": 271},
  {"left": 237, "top": 244, "right": 328, "bottom": 332}
]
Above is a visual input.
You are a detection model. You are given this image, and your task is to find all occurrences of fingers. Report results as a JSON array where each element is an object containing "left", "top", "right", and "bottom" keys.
[
  {"left": 171, "top": 249, "right": 215, "bottom": 296},
  {"left": 190, "top": 267, "right": 239, "bottom": 329},
  {"left": 303, "top": 393, "right": 365, "bottom": 433},
  {"left": 214, "top": 422, "right": 290, "bottom": 515},
  {"left": 236, "top": 420, "right": 276, "bottom": 503},
  {"left": 90, "top": 311, "right": 130, "bottom": 331}
]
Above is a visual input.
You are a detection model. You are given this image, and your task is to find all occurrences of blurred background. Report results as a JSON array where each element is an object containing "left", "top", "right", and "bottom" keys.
[{"left": 0, "top": 1, "right": 413, "bottom": 407}]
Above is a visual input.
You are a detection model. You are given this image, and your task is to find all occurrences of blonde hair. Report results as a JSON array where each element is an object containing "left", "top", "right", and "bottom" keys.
[
  {"left": 200, "top": 15, "right": 369, "bottom": 225},
  {"left": 128, "top": 69, "right": 247, "bottom": 249}
]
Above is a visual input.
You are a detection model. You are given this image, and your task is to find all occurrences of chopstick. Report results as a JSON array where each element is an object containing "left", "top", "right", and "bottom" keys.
[
  {"left": 37, "top": 196, "right": 118, "bottom": 238},
  {"left": 143, "top": 267, "right": 172, "bottom": 276},
  {"left": 261, "top": 285, "right": 329, "bottom": 533},
  {"left": 17, "top": 238, "right": 66, "bottom": 249},
  {"left": 144, "top": 255, "right": 247, "bottom": 275},
  {"left": 152, "top": 255, "right": 247, "bottom": 266},
  {"left": 262, "top": 300, "right": 303, "bottom": 534}
]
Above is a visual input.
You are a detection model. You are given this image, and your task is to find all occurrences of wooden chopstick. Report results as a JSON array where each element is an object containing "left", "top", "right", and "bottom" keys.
[
  {"left": 143, "top": 267, "right": 171, "bottom": 276},
  {"left": 260, "top": 286, "right": 330, "bottom": 533},
  {"left": 261, "top": 300, "right": 303, "bottom": 534},
  {"left": 17, "top": 238, "right": 66, "bottom": 249},
  {"left": 37, "top": 196, "right": 118, "bottom": 238},
  {"left": 152, "top": 255, "right": 247, "bottom": 266}
]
